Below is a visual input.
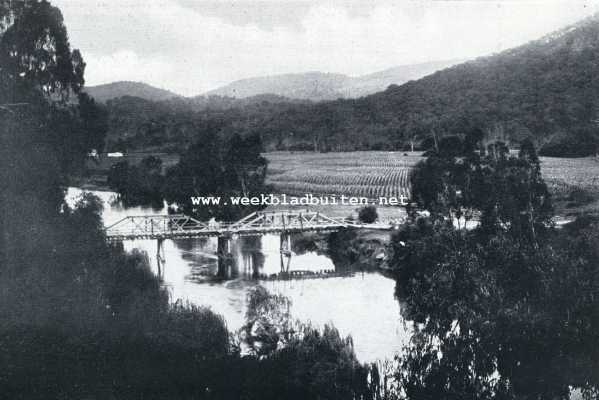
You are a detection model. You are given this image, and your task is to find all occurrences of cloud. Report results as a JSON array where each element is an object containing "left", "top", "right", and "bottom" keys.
[
  {"left": 174, "top": 0, "right": 314, "bottom": 31},
  {"left": 54, "top": 0, "right": 599, "bottom": 96}
]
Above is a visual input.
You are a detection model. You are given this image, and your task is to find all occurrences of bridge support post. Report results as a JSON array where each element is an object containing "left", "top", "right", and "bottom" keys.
[
  {"left": 280, "top": 233, "right": 292, "bottom": 273},
  {"left": 156, "top": 238, "right": 165, "bottom": 279},
  {"left": 217, "top": 236, "right": 233, "bottom": 278}
]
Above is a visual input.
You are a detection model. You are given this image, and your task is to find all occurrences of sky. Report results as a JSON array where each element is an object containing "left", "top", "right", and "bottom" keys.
[{"left": 52, "top": 0, "right": 599, "bottom": 96}]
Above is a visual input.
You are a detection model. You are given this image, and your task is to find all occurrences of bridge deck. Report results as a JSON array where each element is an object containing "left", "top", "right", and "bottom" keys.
[{"left": 105, "top": 211, "right": 399, "bottom": 242}]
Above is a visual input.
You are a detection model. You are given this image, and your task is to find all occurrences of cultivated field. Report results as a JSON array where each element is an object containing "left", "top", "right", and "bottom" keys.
[
  {"left": 540, "top": 156, "right": 599, "bottom": 196},
  {"left": 82, "top": 151, "right": 599, "bottom": 216},
  {"left": 265, "top": 151, "right": 599, "bottom": 214},
  {"left": 265, "top": 151, "right": 420, "bottom": 200}
]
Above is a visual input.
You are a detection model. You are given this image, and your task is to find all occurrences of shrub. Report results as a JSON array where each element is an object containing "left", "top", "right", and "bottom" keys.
[{"left": 358, "top": 205, "right": 378, "bottom": 223}]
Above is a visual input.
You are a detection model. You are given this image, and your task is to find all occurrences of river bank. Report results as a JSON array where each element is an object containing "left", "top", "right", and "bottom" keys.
[{"left": 67, "top": 187, "right": 410, "bottom": 362}]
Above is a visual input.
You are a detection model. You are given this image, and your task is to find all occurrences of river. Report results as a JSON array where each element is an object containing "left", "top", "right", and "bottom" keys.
[{"left": 67, "top": 187, "right": 411, "bottom": 363}]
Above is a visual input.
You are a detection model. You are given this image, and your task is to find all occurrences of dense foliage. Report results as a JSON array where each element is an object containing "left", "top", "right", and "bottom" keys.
[
  {"left": 390, "top": 131, "right": 599, "bottom": 399},
  {"left": 106, "top": 129, "right": 269, "bottom": 219},
  {"left": 163, "top": 131, "right": 268, "bottom": 220},
  {"left": 107, "top": 155, "right": 165, "bottom": 208},
  {"left": 103, "top": 94, "right": 309, "bottom": 153},
  {"left": 358, "top": 205, "right": 379, "bottom": 223}
]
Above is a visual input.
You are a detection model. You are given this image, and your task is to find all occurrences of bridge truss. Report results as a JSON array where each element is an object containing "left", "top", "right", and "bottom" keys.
[{"left": 105, "top": 210, "right": 395, "bottom": 242}]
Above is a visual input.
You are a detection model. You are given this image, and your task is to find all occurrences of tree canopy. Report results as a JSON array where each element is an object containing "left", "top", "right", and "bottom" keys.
[
  {"left": 389, "top": 131, "right": 599, "bottom": 399},
  {"left": 163, "top": 131, "right": 268, "bottom": 220}
]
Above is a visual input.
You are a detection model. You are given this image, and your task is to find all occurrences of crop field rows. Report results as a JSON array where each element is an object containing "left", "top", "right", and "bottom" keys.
[
  {"left": 540, "top": 157, "right": 599, "bottom": 196},
  {"left": 264, "top": 152, "right": 599, "bottom": 205},
  {"left": 265, "top": 151, "right": 420, "bottom": 200}
]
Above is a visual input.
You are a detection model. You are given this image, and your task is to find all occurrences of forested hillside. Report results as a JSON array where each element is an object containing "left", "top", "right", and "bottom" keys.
[
  {"left": 103, "top": 95, "right": 310, "bottom": 152},
  {"left": 103, "top": 13, "right": 599, "bottom": 154}
]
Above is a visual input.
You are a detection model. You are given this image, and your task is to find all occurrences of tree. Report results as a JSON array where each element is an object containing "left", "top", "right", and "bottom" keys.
[
  {"left": 0, "top": 3, "right": 236, "bottom": 398},
  {"left": 78, "top": 91, "right": 108, "bottom": 152},
  {"left": 224, "top": 133, "right": 268, "bottom": 197},
  {"left": 0, "top": 0, "right": 84, "bottom": 103},
  {"left": 390, "top": 130, "right": 599, "bottom": 399},
  {"left": 164, "top": 131, "right": 268, "bottom": 221},
  {"left": 358, "top": 205, "right": 378, "bottom": 223},
  {"left": 240, "top": 286, "right": 293, "bottom": 358},
  {"left": 107, "top": 156, "right": 164, "bottom": 207}
]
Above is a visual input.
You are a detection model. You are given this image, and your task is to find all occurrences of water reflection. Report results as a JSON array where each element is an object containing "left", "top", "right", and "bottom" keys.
[{"left": 67, "top": 187, "right": 410, "bottom": 362}]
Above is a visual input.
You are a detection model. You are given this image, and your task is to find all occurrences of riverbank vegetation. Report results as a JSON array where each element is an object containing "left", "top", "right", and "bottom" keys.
[
  {"left": 163, "top": 132, "right": 268, "bottom": 220},
  {"left": 388, "top": 131, "right": 599, "bottom": 398},
  {"left": 0, "top": 2, "right": 384, "bottom": 399},
  {"left": 106, "top": 131, "right": 269, "bottom": 219},
  {"left": 107, "top": 155, "right": 165, "bottom": 208}
]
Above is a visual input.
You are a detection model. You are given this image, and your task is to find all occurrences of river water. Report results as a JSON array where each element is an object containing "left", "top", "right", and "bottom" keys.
[{"left": 67, "top": 188, "right": 411, "bottom": 362}]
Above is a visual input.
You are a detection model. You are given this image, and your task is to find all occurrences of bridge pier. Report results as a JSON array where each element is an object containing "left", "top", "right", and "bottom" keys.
[
  {"left": 217, "top": 236, "right": 234, "bottom": 278},
  {"left": 156, "top": 238, "right": 165, "bottom": 279},
  {"left": 280, "top": 233, "right": 292, "bottom": 273}
]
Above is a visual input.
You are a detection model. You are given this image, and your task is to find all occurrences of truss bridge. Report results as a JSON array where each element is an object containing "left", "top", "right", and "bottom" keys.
[
  {"left": 105, "top": 210, "right": 397, "bottom": 242},
  {"left": 105, "top": 210, "right": 401, "bottom": 279}
]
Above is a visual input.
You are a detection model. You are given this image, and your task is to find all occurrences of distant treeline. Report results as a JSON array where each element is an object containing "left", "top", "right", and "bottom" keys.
[{"left": 102, "top": 18, "right": 599, "bottom": 156}]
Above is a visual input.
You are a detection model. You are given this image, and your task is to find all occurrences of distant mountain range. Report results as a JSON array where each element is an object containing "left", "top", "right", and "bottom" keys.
[
  {"left": 84, "top": 60, "right": 459, "bottom": 103},
  {"left": 84, "top": 81, "right": 180, "bottom": 103},
  {"left": 203, "top": 60, "right": 460, "bottom": 101}
]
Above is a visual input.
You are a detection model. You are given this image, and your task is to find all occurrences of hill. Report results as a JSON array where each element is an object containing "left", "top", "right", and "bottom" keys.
[
  {"left": 204, "top": 60, "right": 458, "bottom": 101},
  {"left": 253, "top": 13, "right": 599, "bottom": 152},
  {"left": 84, "top": 81, "right": 181, "bottom": 103},
  {"left": 102, "top": 14, "right": 599, "bottom": 155},
  {"left": 341, "top": 60, "right": 461, "bottom": 98}
]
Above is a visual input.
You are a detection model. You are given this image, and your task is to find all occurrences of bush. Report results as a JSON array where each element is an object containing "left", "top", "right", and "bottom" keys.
[{"left": 358, "top": 205, "right": 378, "bottom": 223}]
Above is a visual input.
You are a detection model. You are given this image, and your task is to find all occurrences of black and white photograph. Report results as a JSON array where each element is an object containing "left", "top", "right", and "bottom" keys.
[{"left": 3, "top": 0, "right": 599, "bottom": 398}]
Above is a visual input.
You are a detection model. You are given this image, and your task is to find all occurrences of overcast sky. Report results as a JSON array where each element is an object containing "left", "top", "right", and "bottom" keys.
[{"left": 53, "top": 0, "right": 599, "bottom": 96}]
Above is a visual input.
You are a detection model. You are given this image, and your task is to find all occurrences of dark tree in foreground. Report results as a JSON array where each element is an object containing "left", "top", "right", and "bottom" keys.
[
  {"left": 0, "top": 2, "right": 229, "bottom": 399},
  {"left": 391, "top": 132, "right": 599, "bottom": 399}
]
